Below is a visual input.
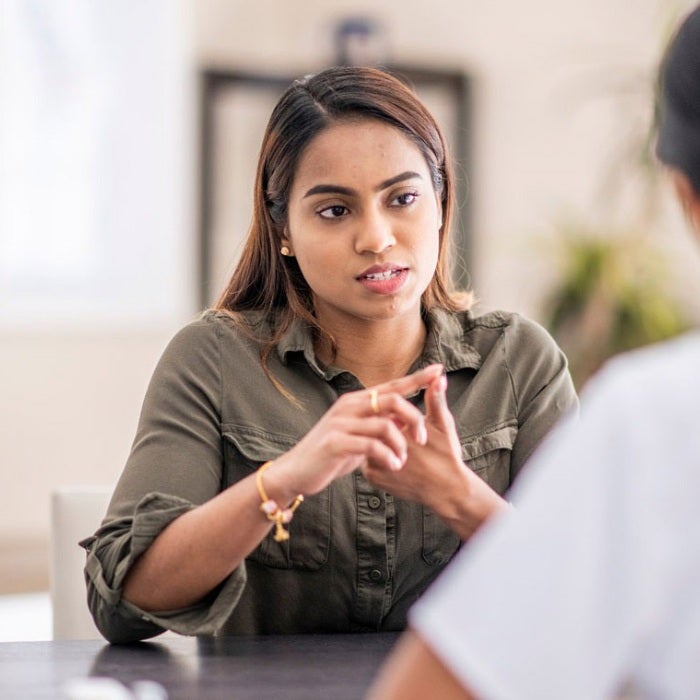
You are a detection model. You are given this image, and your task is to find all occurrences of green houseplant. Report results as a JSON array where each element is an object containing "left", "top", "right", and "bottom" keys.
[
  {"left": 542, "top": 222, "right": 689, "bottom": 388},
  {"left": 540, "top": 11, "right": 692, "bottom": 389}
]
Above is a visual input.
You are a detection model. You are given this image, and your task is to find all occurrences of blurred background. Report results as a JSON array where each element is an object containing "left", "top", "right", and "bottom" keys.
[{"left": 2, "top": 0, "right": 699, "bottom": 626}]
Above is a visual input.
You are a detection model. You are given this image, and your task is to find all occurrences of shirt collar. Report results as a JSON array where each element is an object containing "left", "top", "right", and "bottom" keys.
[
  {"left": 276, "top": 308, "right": 482, "bottom": 376},
  {"left": 419, "top": 307, "right": 482, "bottom": 372},
  {"left": 275, "top": 316, "right": 329, "bottom": 377}
]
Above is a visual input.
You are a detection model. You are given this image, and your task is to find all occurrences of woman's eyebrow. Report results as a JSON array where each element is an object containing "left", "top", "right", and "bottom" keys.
[
  {"left": 303, "top": 171, "right": 423, "bottom": 199},
  {"left": 303, "top": 183, "right": 355, "bottom": 198},
  {"left": 377, "top": 171, "right": 422, "bottom": 191}
]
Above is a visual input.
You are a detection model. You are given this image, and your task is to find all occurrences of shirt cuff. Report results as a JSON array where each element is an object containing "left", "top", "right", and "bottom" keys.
[{"left": 82, "top": 492, "right": 248, "bottom": 642}]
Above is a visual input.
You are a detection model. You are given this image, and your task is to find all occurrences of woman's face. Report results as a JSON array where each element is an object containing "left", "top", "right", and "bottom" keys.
[{"left": 284, "top": 119, "right": 442, "bottom": 330}]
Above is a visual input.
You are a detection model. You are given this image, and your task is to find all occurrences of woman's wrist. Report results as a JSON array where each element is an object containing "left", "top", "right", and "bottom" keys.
[
  {"left": 434, "top": 464, "right": 508, "bottom": 540},
  {"left": 255, "top": 461, "right": 304, "bottom": 542},
  {"left": 255, "top": 457, "right": 304, "bottom": 507}
]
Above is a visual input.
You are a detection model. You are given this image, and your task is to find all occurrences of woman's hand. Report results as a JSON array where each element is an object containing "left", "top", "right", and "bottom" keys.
[
  {"left": 263, "top": 364, "right": 445, "bottom": 504},
  {"left": 361, "top": 372, "right": 509, "bottom": 539}
]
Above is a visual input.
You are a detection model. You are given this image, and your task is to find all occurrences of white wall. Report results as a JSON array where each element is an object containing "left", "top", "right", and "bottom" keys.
[
  {"left": 0, "top": 0, "right": 196, "bottom": 592},
  {"left": 2, "top": 0, "right": 699, "bottom": 592},
  {"left": 196, "top": 0, "right": 700, "bottom": 314},
  {"left": 0, "top": 330, "right": 176, "bottom": 591}
]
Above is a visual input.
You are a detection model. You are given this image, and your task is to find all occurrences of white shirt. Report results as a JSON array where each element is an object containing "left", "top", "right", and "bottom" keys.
[{"left": 411, "top": 332, "right": 700, "bottom": 700}]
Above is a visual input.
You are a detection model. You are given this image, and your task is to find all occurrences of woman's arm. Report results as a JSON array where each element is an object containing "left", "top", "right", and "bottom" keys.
[
  {"left": 366, "top": 630, "right": 478, "bottom": 700},
  {"left": 121, "top": 469, "right": 282, "bottom": 611},
  {"left": 122, "top": 364, "right": 445, "bottom": 612}
]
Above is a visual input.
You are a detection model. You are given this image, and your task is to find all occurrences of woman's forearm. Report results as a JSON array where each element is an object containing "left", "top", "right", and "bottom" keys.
[
  {"left": 121, "top": 469, "right": 282, "bottom": 612},
  {"left": 122, "top": 369, "right": 441, "bottom": 612}
]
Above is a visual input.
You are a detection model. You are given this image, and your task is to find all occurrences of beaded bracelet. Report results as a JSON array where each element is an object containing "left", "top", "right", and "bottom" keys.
[{"left": 256, "top": 461, "right": 304, "bottom": 542}]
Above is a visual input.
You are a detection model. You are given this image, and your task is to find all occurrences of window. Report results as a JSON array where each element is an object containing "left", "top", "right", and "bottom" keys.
[{"left": 0, "top": 0, "right": 193, "bottom": 328}]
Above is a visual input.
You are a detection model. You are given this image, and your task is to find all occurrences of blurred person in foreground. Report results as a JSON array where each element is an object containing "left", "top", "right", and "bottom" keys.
[
  {"left": 368, "top": 5, "right": 700, "bottom": 700},
  {"left": 81, "top": 66, "right": 576, "bottom": 643}
]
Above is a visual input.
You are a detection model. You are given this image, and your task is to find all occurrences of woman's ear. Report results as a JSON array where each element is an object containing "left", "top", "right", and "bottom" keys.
[
  {"left": 672, "top": 170, "right": 700, "bottom": 239},
  {"left": 280, "top": 230, "right": 294, "bottom": 257}
]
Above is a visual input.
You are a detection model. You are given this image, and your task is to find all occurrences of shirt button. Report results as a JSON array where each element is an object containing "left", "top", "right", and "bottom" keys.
[
  {"left": 368, "top": 496, "right": 382, "bottom": 509},
  {"left": 369, "top": 569, "right": 384, "bottom": 582}
]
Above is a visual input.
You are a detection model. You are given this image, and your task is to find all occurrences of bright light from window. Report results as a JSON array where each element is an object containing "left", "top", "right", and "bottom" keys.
[{"left": 0, "top": 0, "right": 194, "bottom": 328}]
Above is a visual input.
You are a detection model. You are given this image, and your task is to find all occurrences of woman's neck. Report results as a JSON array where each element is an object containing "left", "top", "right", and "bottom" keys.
[{"left": 315, "top": 312, "right": 427, "bottom": 388}]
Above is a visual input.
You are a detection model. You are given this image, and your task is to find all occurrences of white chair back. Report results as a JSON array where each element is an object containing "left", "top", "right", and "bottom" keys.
[{"left": 50, "top": 485, "right": 113, "bottom": 640}]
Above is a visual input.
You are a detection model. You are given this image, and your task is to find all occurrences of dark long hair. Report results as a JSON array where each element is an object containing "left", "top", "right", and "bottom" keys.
[
  {"left": 656, "top": 5, "right": 700, "bottom": 193},
  {"left": 214, "top": 66, "right": 472, "bottom": 383}
]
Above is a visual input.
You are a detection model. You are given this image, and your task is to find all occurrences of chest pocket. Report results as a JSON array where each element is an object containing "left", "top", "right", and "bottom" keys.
[
  {"left": 461, "top": 423, "right": 517, "bottom": 496},
  {"left": 422, "top": 423, "right": 517, "bottom": 567},
  {"left": 223, "top": 426, "right": 331, "bottom": 571}
]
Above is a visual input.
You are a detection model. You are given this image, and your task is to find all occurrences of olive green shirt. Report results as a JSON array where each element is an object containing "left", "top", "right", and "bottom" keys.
[{"left": 81, "top": 308, "right": 577, "bottom": 643}]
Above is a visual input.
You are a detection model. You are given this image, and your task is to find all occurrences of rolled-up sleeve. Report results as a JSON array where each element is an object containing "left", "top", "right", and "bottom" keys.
[
  {"left": 81, "top": 493, "right": 247, "bottom": 643},
  {"left": 81, "top": 316, "right": 248, "bottom": 643}
]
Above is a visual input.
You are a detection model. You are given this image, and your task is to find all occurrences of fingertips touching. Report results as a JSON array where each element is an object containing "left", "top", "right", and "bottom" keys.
[
  {"left": 371, "top": 446, "right": 404, "bottom": 472},
  {"left": 419, "top": 363, "right": 444, "bottom": 382},
  {"left": 427, "top": 370, "right": 447, "bottom": 397},
  {"left": 436, "top": 372, "right": 447, "bottom": 395},
  {"left": 389, "top": 453, "right": 404, "bottom": 471},
  {"left": 415, "top": 420, "right": 428, "bottom": 446},
  {"left": 396, "top": 364, "right": 443, "bottom": 391},
  {"left": 425, "top": 371, "right": 448, "bottom": 416},
  {"left": 366, "top": 430, "right": 406, "bottom": 472}
]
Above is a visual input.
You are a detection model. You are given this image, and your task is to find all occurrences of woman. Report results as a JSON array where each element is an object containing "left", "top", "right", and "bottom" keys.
[
  {"left": 368, "top": 6, "right": 700, "bottom": 699},
  {"left": 82, "top": 66, "right": 577, "bottom": 643}
]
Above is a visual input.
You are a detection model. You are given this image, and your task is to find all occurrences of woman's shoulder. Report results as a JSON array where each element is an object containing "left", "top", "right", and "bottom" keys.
[
  {"left": 450, "top": 308, "right": 558, "bottom": 350},
  {"left": 441, "top": 308, "right": 565, "bottom": 381},
  {"left": 160, "top": 309, "right": 270, "bottom": 361},
  {"left": 451, "top": 308, "right": 574, "bottom": 408},
  {"left": 178, "top": 308, "right": 270, "bottom": 337}
]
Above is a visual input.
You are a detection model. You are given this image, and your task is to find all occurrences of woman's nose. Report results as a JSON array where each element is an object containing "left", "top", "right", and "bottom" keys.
[{"left": 353, "top": 209, "right": 396, "bottom": 254}]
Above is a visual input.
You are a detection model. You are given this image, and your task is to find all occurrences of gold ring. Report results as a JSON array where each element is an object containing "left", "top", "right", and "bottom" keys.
[{"left": 369, "top": 389, "right": 380, "bottom": 415}]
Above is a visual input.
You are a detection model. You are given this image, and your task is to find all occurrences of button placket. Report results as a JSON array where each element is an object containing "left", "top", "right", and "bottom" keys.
[{"left": 353, "top": 472, "right": 388, "bottom": 628}]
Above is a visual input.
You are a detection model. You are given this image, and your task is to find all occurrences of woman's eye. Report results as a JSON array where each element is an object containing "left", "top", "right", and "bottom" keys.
[
  {"left": 318, "top": 205, "right": 348, "bottom": 220},
  {"left": 392, "top": 191, "right": 419, "bottom": 207}
]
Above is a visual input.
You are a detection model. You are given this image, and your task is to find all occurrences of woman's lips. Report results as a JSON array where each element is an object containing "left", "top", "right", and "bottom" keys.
[{"left": 356, "top": 265, "right": 409, "bottom": 294}]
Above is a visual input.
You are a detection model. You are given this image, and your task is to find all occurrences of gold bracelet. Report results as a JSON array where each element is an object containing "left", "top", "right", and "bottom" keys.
[{"left": 256, "top": 461, "right": 304, "bottom": 542}]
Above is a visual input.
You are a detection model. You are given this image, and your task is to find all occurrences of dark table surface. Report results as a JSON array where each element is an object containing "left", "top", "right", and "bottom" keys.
[{"left": 0, "top": 632, "right": 400, "bottom": 700}]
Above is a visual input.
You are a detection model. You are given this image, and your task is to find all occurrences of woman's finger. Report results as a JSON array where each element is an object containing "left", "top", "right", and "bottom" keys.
[
  {"left": 367, "top": 392, "right": 428, "bottom": 445},
  {"left": 358, "top": 364, "right": 443, "bottom": 444},
  {"left": 338, "top": 415, "right": 409, "bottom": 463},
  {"left": 373, "top": 363, "right": 444, "bottom": 397},
  {"left": 423, "top": 372, "right": 454, "bottom": 434},
  {"left": 334, "top": 386, "right": 428, "bottom": 446},
  {"left": 321, "top": 431, "right": 407, "bottom": 472}
]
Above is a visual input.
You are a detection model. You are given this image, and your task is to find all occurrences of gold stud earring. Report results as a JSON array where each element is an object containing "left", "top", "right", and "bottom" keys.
[{"left": 280, "top": 246, "right": 291, "bottom": 256}]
